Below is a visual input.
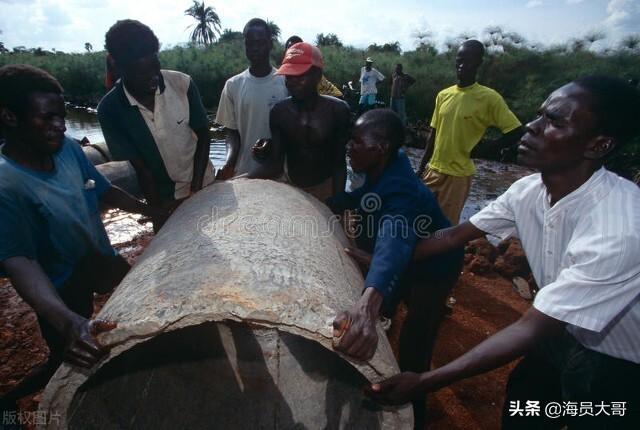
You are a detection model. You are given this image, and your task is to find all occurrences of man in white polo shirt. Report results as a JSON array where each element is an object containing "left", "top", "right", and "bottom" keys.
[
  {"left": 98, "top": 20, "right": 214, "bottom": 230},
  {"left": 353, "top": 76, "right": 640, "bottom": 429}
]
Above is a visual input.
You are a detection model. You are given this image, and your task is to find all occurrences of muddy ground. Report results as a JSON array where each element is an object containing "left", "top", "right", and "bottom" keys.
[{"left": 0, "top": 227, "right": 530, "bottom": 429}]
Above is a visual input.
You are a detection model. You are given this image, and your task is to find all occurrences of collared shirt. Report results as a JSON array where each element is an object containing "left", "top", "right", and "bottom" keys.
[
  {"left": 0, "top": 137, "right": 114, "bottom": 288},
  {"left": 429, "top": 83, "right": 521, "bottom": 177},
  {"left": 328, "top": 150, "right": 461, "bottom": 303},
  {"left": 99, "top": 70, "right": 214, "bottom": 202},
  {"left": 470, "top": 168, "right": 640, "bottom": 363}
]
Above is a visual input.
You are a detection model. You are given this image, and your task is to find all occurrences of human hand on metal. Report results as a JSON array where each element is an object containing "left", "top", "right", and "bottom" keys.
[
  {"left": 251, "top": 138, "right": 272, "bottom": 161},
  {"left": 63, "top": 317, "right": 117, "bottom": 368},
  {"left": 364, "top": 371, "right": 426, "bottom": 405},
  {"left": 332, "top": 288, "right": 382, "bottom": 361}
]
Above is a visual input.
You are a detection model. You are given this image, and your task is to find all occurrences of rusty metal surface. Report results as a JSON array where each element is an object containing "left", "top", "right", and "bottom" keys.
[{"left": 38, "top": 179, "right": 413, "bottom": 429}]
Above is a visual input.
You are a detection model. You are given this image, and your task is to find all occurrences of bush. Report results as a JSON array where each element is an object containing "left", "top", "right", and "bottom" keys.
[{"left": 1, "top": 37, "right": 638, "bottom": 178}]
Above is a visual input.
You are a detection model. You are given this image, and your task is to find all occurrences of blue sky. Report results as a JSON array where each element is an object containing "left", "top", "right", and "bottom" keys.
[{"left": 0, "top": 0, "right": 638, "bottom": 52}]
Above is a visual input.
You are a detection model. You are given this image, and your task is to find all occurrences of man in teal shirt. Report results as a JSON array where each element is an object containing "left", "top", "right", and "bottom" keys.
[{"left": 0, "top": 64, "right": 166, "bottom": 410}]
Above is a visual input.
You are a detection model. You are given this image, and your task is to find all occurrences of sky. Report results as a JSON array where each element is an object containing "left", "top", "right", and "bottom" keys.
[{"left": 0, "top": 0, "right": 638, "bottom": 53}]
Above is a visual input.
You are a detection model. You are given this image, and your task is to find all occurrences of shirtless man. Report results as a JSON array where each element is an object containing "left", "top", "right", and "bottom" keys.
[{"left": 253, "top": 42, "right": 350, "bottom": 201}]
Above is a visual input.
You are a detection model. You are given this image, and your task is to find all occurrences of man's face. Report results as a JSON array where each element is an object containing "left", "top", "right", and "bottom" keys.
[
  {"left": 16, "top": 91, "right": 66, "bottom": 155},
  {"left": 395, "top": 64, "right": 402, "bottom": 74},
  {"left": 347, "top": 122, "right": 384, "bottom": 173},
  {"left": 455, "top": 46, "right": 481, "bottom": 82},
  {"left": 518, "top": 83, "right": 600, "bottom": 173},
  {"left": 365, "top": 61, "right": 372, "bottom": 71},
  {"left": 244, "top": 26, "right": 272, "bottom": 65},
  {"left": 122, "top": 53, "right": 161, "bottom": 96},
  {"left": 285, "top": 69, "right": 320, "bottom": 101}
]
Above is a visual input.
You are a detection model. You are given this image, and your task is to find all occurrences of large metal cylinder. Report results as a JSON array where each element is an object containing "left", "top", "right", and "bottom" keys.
[
  {"left": 81, "top": 142, "right": 112, "bottom": 166},
  {"left": 38, "top": 179, "right": 412, "bottom": 429},
  {"left": 95, "top": 161, "right": 141, "bottom": 198}
]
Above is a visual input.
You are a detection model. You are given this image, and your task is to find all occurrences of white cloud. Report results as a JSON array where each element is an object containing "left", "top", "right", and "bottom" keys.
[
  {"left": 567, "top": 0, "right": 584, "bottom": 4},
  {"left": 526, "top": 0, "right": 543, "bottom": 8},
  {"left": 604, "top": 0, "right": 640, "bottom": 31}
]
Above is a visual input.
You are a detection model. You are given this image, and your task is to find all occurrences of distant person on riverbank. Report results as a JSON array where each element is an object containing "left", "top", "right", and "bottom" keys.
[
  {"left": 364, "top": 76, "right": 640, "bottom": 429},
  {"left": 215, "top": 18, "right": 289, "bottom": 180},
  {"left": 358, "top": 58, "right": 385, "bottom": 114},
  {"left": 251, "top": 42, "right": 350, "bottom": 201},
  {"left": 98, "top": 20, "right": 214, "bottom": 230},
  {"left": 417, "top": 40, "right": 522, "bottom": 225},
  {"left": 284, "top": 35, "right": 343, "bottom": 98},
  {"left": 0, "top": 64, "right": 167, "bottom": 411},
  {"left": 390, "top": 63, "right": 415, "bottom": 125},
  {"left": 329, "top": 109, "right": 463, "bottom": 428}
]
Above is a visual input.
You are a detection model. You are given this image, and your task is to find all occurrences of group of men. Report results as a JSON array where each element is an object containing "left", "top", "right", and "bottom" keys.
[{"left": 1, "top": 15, "right": 639, "bottom": 430}]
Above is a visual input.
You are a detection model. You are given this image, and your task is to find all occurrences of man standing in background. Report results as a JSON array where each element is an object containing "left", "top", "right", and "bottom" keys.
[
  {"left": 390, "top": 63, "right": 415, "bottom": 125},
  {"left": 358, "top": 57, "right": 385, "bottom": 114},
  {"left": 417, "top": 40, "right": 522, "bottom": 225},
  {"left": 215, "top": 18, "right": 289, "bottom": 180}
]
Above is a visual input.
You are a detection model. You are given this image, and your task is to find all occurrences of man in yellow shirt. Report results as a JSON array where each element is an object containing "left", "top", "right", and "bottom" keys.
[{"left": 417, "top": 40, "right": 522, "bottom": 224}]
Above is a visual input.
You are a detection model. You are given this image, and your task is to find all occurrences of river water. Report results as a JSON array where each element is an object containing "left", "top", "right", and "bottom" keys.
[{"left": 65, "top": 108, "right": 533, "bottom": 245}]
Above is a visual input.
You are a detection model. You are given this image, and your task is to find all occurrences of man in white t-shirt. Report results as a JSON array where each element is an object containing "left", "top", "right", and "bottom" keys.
[
  {"left": 215, "top": 18, "right": 288, "bottom": 179},
  {"left": 358, "top": 57, "right": 384, "bottom": 114},
  {"left": 341, "top": 76, "right": 640, "bottom": 429}
]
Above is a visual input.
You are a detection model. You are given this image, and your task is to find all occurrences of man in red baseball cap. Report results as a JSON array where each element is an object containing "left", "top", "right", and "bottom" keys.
[{"left": 252, "top": 42, "right": 351, "bottom": 202}]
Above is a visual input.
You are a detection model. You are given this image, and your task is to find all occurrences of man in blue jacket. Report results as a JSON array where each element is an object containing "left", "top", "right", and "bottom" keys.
[{"left": 329, "top": 109, "right": 463, "bottom": 428}]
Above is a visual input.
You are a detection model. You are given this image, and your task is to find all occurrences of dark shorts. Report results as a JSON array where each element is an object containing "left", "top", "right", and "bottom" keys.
[{"left": 503, "top": 331, "right": 640, "bottom": 429}]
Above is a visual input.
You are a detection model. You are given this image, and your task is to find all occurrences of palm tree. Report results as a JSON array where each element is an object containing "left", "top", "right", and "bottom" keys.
[
  {"left": 84, "top": 42, "right": 93, "bottom": 53},
  {"left": 184, "top": 1, "right": 221, "bottom": 46},
  {"left": 266, "top": 20, "right": 280, "bottom": 42}
]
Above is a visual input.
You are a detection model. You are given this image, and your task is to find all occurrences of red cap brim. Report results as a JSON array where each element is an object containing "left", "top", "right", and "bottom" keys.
[{"left": 276, "top": 63, "right": 313, "bottom": 76}]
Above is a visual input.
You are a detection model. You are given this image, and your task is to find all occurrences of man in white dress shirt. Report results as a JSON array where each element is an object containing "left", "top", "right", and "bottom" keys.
[{"left": 350, "top": 76, "right": 640, "bottom": 429}]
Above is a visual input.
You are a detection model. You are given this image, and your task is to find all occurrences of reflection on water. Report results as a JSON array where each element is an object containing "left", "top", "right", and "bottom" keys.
[
  {"left": 65, "top": 108, "right": 228, "bottom": 169},
  {"left": 65, "top": 108, "right": 106, "bottom": 144}
]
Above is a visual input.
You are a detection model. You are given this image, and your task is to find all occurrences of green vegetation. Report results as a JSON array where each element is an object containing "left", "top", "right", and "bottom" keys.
[{"left": 0, "top": 29, "right": 638, "bottom": 179}]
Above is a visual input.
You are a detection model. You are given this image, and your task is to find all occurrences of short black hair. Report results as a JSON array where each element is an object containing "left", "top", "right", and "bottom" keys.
[
  {"left": 358, "top": 109, "right": 405, "bottom": 152},
  {"left": 105, "top": 19, "right": 159, "bottom": 67},
  {"left": 573, "top": 75, "right": 640, "bottom": 146},
  {"left": 0, "top": 64, "right": 63, "bottom": 116},
  {"left": 243, "top": 18, "right": 271, "bottom": 40},
  {"left": 285, "top": 35, "right": 303, "bottom": 49},
  {"left": 461, "top": 39, "right": 485, "bottom": 58}
]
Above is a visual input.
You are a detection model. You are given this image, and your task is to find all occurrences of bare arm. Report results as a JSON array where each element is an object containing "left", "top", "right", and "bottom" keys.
[
  {"left": 332, "top": 104, "right": 351, "bottom": 196},
  {"left": 129, "top": 158, "right": 161, "bottom": 207},
  {"left": 1, "top": 257, "right": 116, "bottom": 367},
  {"left": 216, "top": 129, "right": 241, "bottom": 180},
  {"left": 191, "top": 127, "right": 211, "bottom": 192},
  {"left": 414, "top": 221, "right": 484, "bottom": 260},
  {"left": 472, "top": 126, "right": 524, "bottom": 159},
  {"left": 366, "top": 308, "right": 566, "bottom": 404},
  {"left": 101, "top": 185, "right": 168, "bottom": 220},
  {"left": 417, "top": 127, "right": 435, "bottom": 177},
  {"left": 344, "top": 221, "right": 484, "bottom": 268}
]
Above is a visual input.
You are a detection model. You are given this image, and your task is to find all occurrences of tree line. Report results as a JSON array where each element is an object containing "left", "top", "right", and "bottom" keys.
[{"left": 0, "top": 23, "right": 638, "bottom": 180}]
